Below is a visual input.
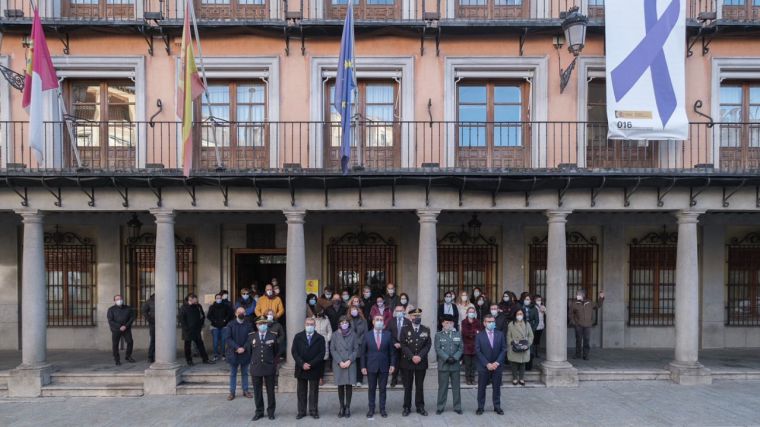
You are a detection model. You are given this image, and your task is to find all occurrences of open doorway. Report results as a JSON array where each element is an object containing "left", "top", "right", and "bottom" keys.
[{"left": 231, "top": 249, "right": 286, "bottom": 302}]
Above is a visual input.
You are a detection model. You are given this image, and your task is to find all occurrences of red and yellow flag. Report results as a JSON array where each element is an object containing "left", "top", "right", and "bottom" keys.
[{"left": 177, "top": 1, "right": 205, "bottom": 177}]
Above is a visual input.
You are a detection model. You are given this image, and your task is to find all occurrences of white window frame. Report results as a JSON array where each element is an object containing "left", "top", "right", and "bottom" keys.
[
  {"left": 711, "top": 57, "right": 760, "bottom": 169},
  {"left": 309, "top": 0, "right": 415, "bottom": 19},
  {"left": 49, "top": 0, "right": 142, "bottom": 20},
  {"left": 175, "top": 56, "right": 280, "bottom": 169},
  {"left": 51, "top": 56, "right": 146, "bottom": 168},
  {"left": 445, "top": 0, "right": 542, "bottom": 19},
  {"left": 0, "top": 56, "right": 10, "bottom": 169},
  {"left": 309, "top": 56, "right": 414, "bottom": 168},
  {"left": 444, "top": 56, "right": 548, "bottom": 168}
]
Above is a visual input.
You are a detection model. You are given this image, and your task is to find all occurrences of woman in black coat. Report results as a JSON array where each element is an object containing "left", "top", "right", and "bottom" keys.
[{"left": 178, "top": 294, "right": 214, "bottom": 366}]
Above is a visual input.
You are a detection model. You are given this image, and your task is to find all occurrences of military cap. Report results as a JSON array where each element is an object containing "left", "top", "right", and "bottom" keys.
[
  {"left": 255, "top": 315, "right": 269, "bottom": 324},
  {"left": 408, "top": 307, "right": 423, "bottom": 315},
  {"left": 441, "top": 314, "right": 455, "bottom": 322}
]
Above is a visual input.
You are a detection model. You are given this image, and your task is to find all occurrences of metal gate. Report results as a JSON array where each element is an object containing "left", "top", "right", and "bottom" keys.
[
  {"left": 628, "top": 229, "right": 677, "bottom": 326},
  {"left": 327, "top": 228, "right": 396, "bottom": 296},
  {"left": 726, "top": 232, "right": 760, "bottom": 327},
  {"left": 45, "top": 228, "right": 96, "bottom": 327},
  {"left": 437, "top": 229, "right": 498, "bottom": 303}
]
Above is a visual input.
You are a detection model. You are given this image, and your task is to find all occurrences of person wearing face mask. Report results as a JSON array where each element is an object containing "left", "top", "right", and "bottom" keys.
[
  {"left": 360, "top": 286, "right": 374, "bottom": 320},
  {"left": 399, "top": 308, "right": 431, "bottom": 417},
  {"left": 456, "top": 292, "right": 475, "bottom": 329},
  {"left": 141, "top": 293, "right": 156, "bottom": 363},
  {"left": 348, "top": 303, "right": 368, "bottom": 386},
  {"left": 475, "top": 296, "right": 489, "bottom": 321},
  {"left": 292, "top": 317, "right": 326, "bottom": 419},
  {"left": 398, "top": 293, "right": 415, "bottom": 316},
  {"left": 208, "top": 292, "right": 235, "bottom": 362},
  {"left": 325, "top": 294, "right": 348, "bottom": 332},
  {"left": 369, "top": 295, "right": 392, "bottom": 329},
  {"left": 255, "top": 283, "right": 285, "bottom": 321},
  {"left": 533, "top": 294, "right": 546, "bottom": 357},
  {"left": 490, "top": 304, "right": 508, "bottom": 332},
  {"left": 474, "top": 314, "right": 506, "bottom": 416},
  {"left": 107, "top": 294, "right": 135, "bottom": 366},
  {"left": 569, "top": 289, "right": 605, "bottom": 360},
  {"left": 498, "top": 291, "right": 519, "bottom": 323},
  {"left": 519, "top": 295, "right": 539, "bottom": 370},
  {"left": 306, "top": 293, "right": 321, "bottom": 318},
  {"left": 272, "top": 280, "right": 285, "bottom": 330},
  {"left": 235, "top": 288, "right": 256, "bottom": 322},
  {"left": 318, "top": 287, "right": 335, "bottom": 311},
  {"left": 220, "top": 289, "right": 232, "bottom": 307},
  {"left": 507, "top": 309, "right": 534, "bottom": 386},
  {"left": 312, "top": 310, "right": 333, "bottom": 386},
  {"left": 265, "top": 309, "right": 286, "bottom": 388},
  {"left": 361, "top": 315, "right": 396, "bottom": 419},
  {"left": 179, "top": 294, "right": 214, "bottom": 366},
  {"left": 248, "top": 316, "right": 279, "bottom": 421},
  {"left": 223, "top": 307, "right": 254, "bottom": 401},
  {"left": 460, "top": 306, "right": 482, "bottom": 385},
  {"left": 331, "top": 315, "right": 360, "bottom": 418},
  {"left": 437, "top": 291, "right": 459, "bottom": 331},
  {"left": 435, "top": 314, "right": 463, "bottom": 415},
  {"left": 383, "top": 283, "right": 399, "bottom": 313},
  {"left": 471, "top": 287, "right": 490, "bottom": 312},
  {"left": 388, "top": 305, "right": 411, "bottom": 388}
]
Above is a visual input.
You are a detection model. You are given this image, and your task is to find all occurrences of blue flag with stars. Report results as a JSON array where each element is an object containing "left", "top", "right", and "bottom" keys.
[{"left": 333, "top": 1, "right": 357, "bottom": 174}]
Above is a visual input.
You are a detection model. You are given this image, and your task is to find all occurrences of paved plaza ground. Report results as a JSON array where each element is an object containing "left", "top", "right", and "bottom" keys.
[{"left": 2, "top": 380, "right": 760, "bottom": 426}]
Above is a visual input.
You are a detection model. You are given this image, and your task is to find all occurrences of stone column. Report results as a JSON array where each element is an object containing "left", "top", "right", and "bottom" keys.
[
  {"left": 284, "top": 210, "right": 307, "bottom": 363},
  {"left": 417, "top": 209, "right": 440, "bottom": 364},
  {"left": 8, "top": 210, "right": 52, "bottom": 397},
  {"left": 540, "top": 209, "right": 578, "bottom": 387},
  {"left": 670, "top": 210, "right": 711, "bottom": 385},
  {"left": 144, "top": 209, "right": 181, "bottom": 395}
]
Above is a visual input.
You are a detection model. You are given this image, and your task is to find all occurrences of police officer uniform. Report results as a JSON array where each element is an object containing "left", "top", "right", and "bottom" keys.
[
  {"left": 399, "top": 308, "right": 432, "bottom": 416},
  {"left": 434, "top": 314, "right": 464, "bottom": 414},
  {"left": 247, "top": 315, "right": 279, "bottom": 421}
]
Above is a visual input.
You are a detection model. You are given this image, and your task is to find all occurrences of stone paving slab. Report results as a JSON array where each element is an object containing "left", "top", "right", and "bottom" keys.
[{"left": 2, "top": 381, "right": 760, "bottom": 426}]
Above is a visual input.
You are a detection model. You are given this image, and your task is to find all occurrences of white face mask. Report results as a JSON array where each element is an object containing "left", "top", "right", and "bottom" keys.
[
  {"left": 524, "top": 299, "right": 531, "bottom": 305},
  {"left": 363, "top": 292, "right": 371, "bottom": 298},
  {"left": 266, "top": 314, "right": 274, "bottom": 322},
  {"left": 215, "top": 299, "right": 222, "bottom": 304},
  {"left": 115, "top": 300, "right": 123, "bottom": 306},
  {"left": 516, "top": 315, "right": 524, "bottom": 321},
  {"left": 325, "top": 292, "right": 333, "bottom": 299},
  {"left": 474, "top": 291, "right": 481, "bottom": 297},
  {"left": 536, "top": 300, "right": 542, "bottom": 306},
  {"left": 461, "top": 295, "right": 468, "bottom": 302},
  {"left": 490, "top": 310, "right": 498, "bottom": 317},
  {"left": 222, "top": 295, "right": 229, "bottom": 300},
  {"left": 503, "top": 296, "right": 510, "bottom": 302},
  {"left": 577, "top": 296, "right": 583, "bottom": 301},
  {"left": 401, "top": 298, "right": 408, "bottom": 305},
  {"left": 387, "top": 289, "right": 395, "bottom": 296},
  {"left": 351, "top": 309, "right": 359, "bottom": 317},
  {"left": 266, "top": 290, "right": 273, "bottom": 297}
]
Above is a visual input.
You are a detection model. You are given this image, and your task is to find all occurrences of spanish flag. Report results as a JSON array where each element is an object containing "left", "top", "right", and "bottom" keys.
[
  {"left": 22, "top": 8, "right": 59, "bottom": 166},
  {"left": 177, "top": 1, "right": 205, "bottom": 177}
]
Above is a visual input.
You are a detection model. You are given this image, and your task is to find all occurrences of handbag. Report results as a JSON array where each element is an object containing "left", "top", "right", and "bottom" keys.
[{"left": 511, "top": 322, "right": 530, "bottom": 353}]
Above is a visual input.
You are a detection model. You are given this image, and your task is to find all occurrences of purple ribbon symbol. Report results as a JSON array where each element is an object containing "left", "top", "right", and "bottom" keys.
[{"left": 611, "top": 0, "right": 680, "bottom": 127}]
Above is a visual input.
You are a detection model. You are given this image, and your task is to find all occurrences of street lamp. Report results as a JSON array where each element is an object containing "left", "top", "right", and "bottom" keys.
[
  {"left": 467, "top": 214, "right": 482, "bottom": 241},
  {"left": 557, "top": 6, "right": 588, "bottom": 93},
  {"left": 127, "top": 214, "right": 143, "bottom": 243}
]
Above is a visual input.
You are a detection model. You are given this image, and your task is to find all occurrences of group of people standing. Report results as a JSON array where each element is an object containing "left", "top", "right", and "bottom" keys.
[{"left": 105, "top": 281, "right": 604, "bottom": 420}]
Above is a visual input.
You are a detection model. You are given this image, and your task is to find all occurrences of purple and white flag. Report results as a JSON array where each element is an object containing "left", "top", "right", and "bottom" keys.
[{"left": 605, "top": 0, "right": 688, "bottom": 140}]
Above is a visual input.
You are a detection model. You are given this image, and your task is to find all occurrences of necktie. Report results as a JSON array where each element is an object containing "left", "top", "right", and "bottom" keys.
[
  {"left": 488, "top": 331, "right": 494, "bottom": 348},
  {"left": 307, "top": 334, "right": 311, "bottom": 346},
  {"left": 375, "top": 332, "right": 381, "bottom": 350},
  {"left": 261, "top": 334, "right": 265, "bottom": 342},
  {"left": 398, "top": 319, "right": 402, "bottom": 338}
]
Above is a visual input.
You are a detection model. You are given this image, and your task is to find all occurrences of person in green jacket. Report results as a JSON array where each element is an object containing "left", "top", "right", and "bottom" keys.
[{"left": 434, "top": 314, "right": 464, "bottom": 415}]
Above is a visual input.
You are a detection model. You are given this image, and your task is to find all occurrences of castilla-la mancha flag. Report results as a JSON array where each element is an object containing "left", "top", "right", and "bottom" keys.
[
  {"left": 22, "top": 8, "right": 59, "bottom": 165},
  {"left": 177, "top": 0, "right": 205, "bottom": 177}
]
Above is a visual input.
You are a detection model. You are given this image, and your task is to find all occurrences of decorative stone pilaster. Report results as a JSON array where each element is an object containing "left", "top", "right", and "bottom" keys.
[{"left": 417, "top": 209, "right": 440, "bottom": 365}]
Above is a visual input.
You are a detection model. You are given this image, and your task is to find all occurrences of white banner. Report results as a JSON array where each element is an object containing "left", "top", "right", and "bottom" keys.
[{"left": 605, "top": 0, "right": 688, "bottom": 140}]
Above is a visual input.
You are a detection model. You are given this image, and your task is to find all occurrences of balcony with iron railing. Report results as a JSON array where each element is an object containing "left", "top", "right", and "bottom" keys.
[
  {"left": 0, "top": 0, "right": 754, "bottom": 25},
  {"left": 0, "top": 120, "right": 757, "bottom": 174}
]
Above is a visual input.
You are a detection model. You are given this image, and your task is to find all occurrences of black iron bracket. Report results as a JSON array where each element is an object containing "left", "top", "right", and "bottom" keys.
[
  {"left": 58, "top": 31, "right": 70, "bottom": 55},
  {"left": 111, "top": 177, "right": 128, "bottom": 207},
  {"left": 0, "top": 64, "right": 25, "bottom": 91},
  {"left": 420, "top": 25, "right": 426, "bottom": 56},
  {"left": 702, "top": 32, "right": 714, "bottom": 56},
  {"left": 149, "top": 99, "right": 163, "bottom": 127},
  {"left": 525, "top": 176, "right": 537, "bottom": 207},
  {"left": 757, "top": 186, "right": 760, "bottom": 208},
  {"left": 183, "top": 181, "right": 197, "bottom": 207},
  {"left": 435, "top": 26, "right": 441, "bottom": 57},
  {"left": 357, "top": 176, "right": 363, "bottom": 207},
  {"left": 656, "top": 177, "right": 677, "bottom": 207},
  {"left": 6, "top": 178, "right": 28, "bottom": 207},
  {"left": 590, "top": 176, "right": 606, "bottom": 207},
  {"left": 217, "top": 177, "right": 228, "bottom": 207},
  {"left": 284, "top": 25, "right": 290, "bottom": 56},
  {"left": 492, "top": 176, "right": 502, "bottom": 207},
  {"left": 40, "top": 178, "right": 62, "bottom": 207},
  {"left": 722, "top": 178, "right": 747, "bottom": 208},
  {"left": 289, "top": 176, "right": 296, "bottom": 207},
  {"left": 693, "top": 100, "right": 714, "bottom": 127},
  {"left": 142, "top": 31, "right": 155, "bottom": 56},
  {"left": 147, "top": 178, "right": 162, "bottom": 207},
  {"left": 458, "top": 177, "right": 466, "bottom": 207},
  {"left": 427, "top": 98, "right": 433, "bottom": 128},
  {"left": 323, "top": 177, "right": 329, "bottom": 207},
  {"left": 557, "top": 177, "right": 572, "bottom": 207},
  {"left": 519, "top": 27, "right": 528, "bottom": 56},
  {"left": 252, "top": 177, "right": 262, "bottom": 207},
  {"left": 686, "top": 27, "right": 702, "bottom": 58},
  {"left": 391, "top": 177, "right": 397, "bottom": 207},
  {"left": 76, "top": 177, "right": 95, "bottom": 207},
  {"left": 425, "top": 177, "right": 432, "bottom": 207},
  {"left": 689, "top": 177, "right": 711, "bottom": 207},
  {"left": 623, "top": 177, "right": 643, "bottom": 207}
]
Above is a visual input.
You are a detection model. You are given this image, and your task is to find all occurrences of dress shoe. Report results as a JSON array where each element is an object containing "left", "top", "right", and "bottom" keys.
[
  {"left": 148, "top": 358, "right": 155, "bottom": 363},
  {"left": 268, "top": 415, "right": 275, "bottom": 420},
  {"left": 252, "top": 414, "right": 264, "bottom": 421},
  {"left": 435, "top": 410, "right": 443, "bottom": 415},
  {"left": 402, "top": 408, "right": 410, "bottom": 417},
  {"left": 583, "top": 355, "right": 589, "bottom": 360},
  {"left": 519, "top": 380, "right": 525, "bottom": 386},
  {"left": 380, "top": 410, "right": 388, "bottom": 418},
  {"left": 115, "top": 360, "right": 121, "bottom": 366},
  {"left": 476, "top": 408, "right": 484, "bottom": 415},
  {"left": 338, "top": 407, "right": 344, "bottom": 418},
  {"left": 312, "top": 413, "right": 319, "bottom": 419},
  {"left": 226, "top": 394, "right": 235, "bottom": 401},
  {"left": 125, "top": 356, "right": 136, "bottom": 363},
  {"left": 418, "top": 409, "right": 428, "bottom": 416},
  {"left": 454, "top": 409, "right": 463, "bottom": 415},
  {"left": 296, "top": 414, "right": 306, "bottom": 420},
  {"left": 345, "top": 408, "right": 351, "bottom": 418},
  {"left": 187, "top": 360, "right": 194, "bottom": 366},
  {"left": 495, "top": 408, "right": 504, "bottom": 415},
  {"left": 244, "top": 391, "right": 253, "bottom": 398},
  {"left": 366, "top": 410, "right": 374, "bottom": 418},
  {"left": 202, "top": 360, "right": 215, "bottom": 365}
]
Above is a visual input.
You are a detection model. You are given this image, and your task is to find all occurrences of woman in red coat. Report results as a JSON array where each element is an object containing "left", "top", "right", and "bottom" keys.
[{"left": 460, "top": 306, "right": 483, "bottom": 385}]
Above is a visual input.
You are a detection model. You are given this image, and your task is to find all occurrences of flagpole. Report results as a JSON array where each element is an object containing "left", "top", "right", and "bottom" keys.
[
  {"left": 187, "top": 0, "right": 223, "bottom": 170},
  {"left": 57, "top": 87, "right": 83, "bottom": 169}
]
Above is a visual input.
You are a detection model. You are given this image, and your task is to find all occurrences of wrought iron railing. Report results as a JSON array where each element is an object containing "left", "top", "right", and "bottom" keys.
[{"left": 0, "top": 120, "right": 756, "bottom": 173}]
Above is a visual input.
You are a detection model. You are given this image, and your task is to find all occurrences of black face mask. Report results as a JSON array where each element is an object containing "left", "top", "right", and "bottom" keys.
[{"left": 237, "top": 314, "right": 244, "bottom": 320}]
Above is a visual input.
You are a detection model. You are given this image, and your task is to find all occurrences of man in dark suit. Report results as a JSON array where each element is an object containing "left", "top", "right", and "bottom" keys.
[
  {"left": 399, "top": 308, "right": 432, "bottom": 416},
  {"left": 474, "top": 314, "right": 506, "bottom": 416},
  {"left": 361, "top": 314, "right": 397, "bottom": 419},
  {"left": 247, "top": 316, "right": 279, "bottom": 421},
  {"left": 388, "top": 305, "right": 411, "bottom": 387},
  {"left": 291, "top": 317, "right": 326, "bottom": 419}
]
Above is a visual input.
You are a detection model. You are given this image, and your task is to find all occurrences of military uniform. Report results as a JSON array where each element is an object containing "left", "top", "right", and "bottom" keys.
[
  {"left": 434, "top": 325, "right": 464, "bottom": 413},
  {"left": 246, "top": 317, "right": 279, "bottom": 420},
  {"left": 399, "top": 308, "right": 432, "bottom": 416}
]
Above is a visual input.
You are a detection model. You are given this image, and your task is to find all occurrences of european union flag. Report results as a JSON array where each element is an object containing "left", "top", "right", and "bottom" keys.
[{"left": 333, "top": 1, "right": 357, "bottom": 174}]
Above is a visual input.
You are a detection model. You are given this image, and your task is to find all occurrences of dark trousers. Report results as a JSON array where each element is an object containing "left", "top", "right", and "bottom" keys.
[
  {"left": 338, "top": 384, "right": 353, "bottom": 408},
  {"left": 574, "top": 325, "right": 591, "bottom": 357},
  {"left": 184, "top": 334, "right": 209, "bottom": 363},
  {"left": 436, "top": 369, "right": 461, "bottom": 412},
  {"left": 391, "top": 349, "right": 403, "bottom": 385},
  {"left": 510, "top": 361, "right": 526, "bottom": 380},
  {"left": 476, "top": 367, "right": 503, "bottom": 410},
  {"left": 147, "top": 323, "right": 155, "bottom": 361},
  {"left": 534, "top": 329, "right": 544, "bottom": 354},
  {"left": 366, "top": 371, "right": 389, "bottom": 412},
  {"left": 252, "top": 375, "right": 276, "bottom": 416},
  {"left": 463, "top": 354, "right": 476, "bottom": 382},
  {"left": 296, "top": 377, "right": 320, "bottom": 415},
  {"left": 355, "top": 357, "right": 363, "bottom": 384},
  {"left": 402, "top": 368, "right": 426, "bottom": 410},
  {"left": 111, "top": 329, "right": 133, "bottom": 362}
]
